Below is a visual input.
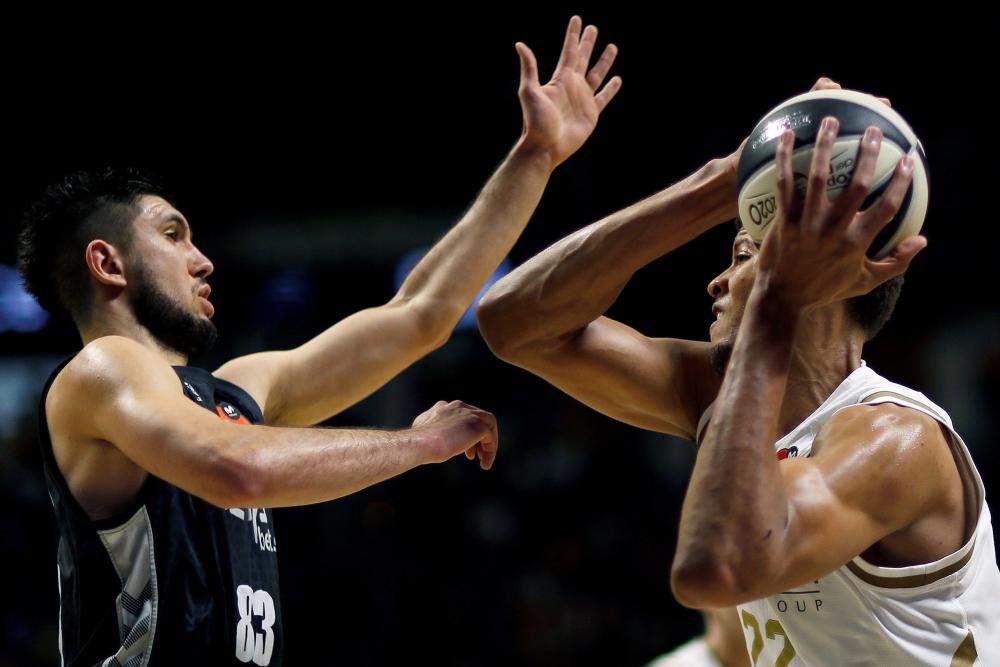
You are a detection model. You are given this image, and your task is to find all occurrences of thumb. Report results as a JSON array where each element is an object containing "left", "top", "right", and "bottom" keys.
[
  {"left": 869, "top": 235, "right": 927, "bottom": 282},
  {"left": 516, "top": 42, "right": 540, "bottom": 89}
]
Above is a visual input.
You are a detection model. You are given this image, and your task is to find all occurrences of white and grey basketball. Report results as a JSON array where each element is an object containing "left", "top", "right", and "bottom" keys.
[{"left": 737, "top": 89, "right": 928, "bottom": 259}]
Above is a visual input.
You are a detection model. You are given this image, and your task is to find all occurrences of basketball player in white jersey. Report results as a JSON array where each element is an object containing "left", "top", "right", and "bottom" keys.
[{"left": 477, "top": 79, "right": 1000, "bottom": 665}]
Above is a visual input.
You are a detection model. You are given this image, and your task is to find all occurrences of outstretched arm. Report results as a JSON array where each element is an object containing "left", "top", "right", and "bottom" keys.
[
  {"left": 216, "top": 16, "right": 622, "bottom": 427},
  {"left": 48, "top": 336, "right": 499, "bottom": 519}
]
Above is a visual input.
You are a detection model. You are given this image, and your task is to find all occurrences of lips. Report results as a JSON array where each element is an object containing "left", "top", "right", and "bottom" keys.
[
  {"left": 196, "top": 284, "right": 214, "bottom": 317},
  {"left": 709, "top": 303, "right": 724, "bottom": 337},
  {"left": 198, "top": 298, "right": 215, "bottom": 318}
]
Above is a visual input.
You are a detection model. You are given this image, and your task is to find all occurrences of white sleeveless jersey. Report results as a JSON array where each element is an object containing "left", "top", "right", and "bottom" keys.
[{"left": 697, "top": 363, "right": 1000, "bottom": 666}]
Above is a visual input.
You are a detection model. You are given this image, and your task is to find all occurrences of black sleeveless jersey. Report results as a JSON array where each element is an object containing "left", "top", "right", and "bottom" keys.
[{"left": 38, "top": 360, "right": 283, "bottom": 666}]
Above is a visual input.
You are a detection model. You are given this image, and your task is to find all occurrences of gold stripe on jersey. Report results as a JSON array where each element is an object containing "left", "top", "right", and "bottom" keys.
[
  {"left": 844, "top": 546, "right": 974, "bottom": 589},
  {"left": 950, "top": 630, "right": 978, "bottom": 667},
  {"left": 861, "top": 390, "right": 942, "bottom": 414}
]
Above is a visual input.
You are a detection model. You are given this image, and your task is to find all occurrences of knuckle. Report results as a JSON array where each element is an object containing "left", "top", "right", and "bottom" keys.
[
  {"left": 877, "top": 196, "right": 900, "bottom": 215},
  {"left": 850, "top": 174, "right": 873, "bottom": 193}
]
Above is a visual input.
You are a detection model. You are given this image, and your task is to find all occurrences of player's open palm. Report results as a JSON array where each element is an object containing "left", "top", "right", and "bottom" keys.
[{"left": 516, "top": 15, "right": 622, "bottom": 167}]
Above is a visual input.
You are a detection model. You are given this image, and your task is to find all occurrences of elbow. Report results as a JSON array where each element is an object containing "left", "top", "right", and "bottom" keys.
[
  {"left": 476, "top": 291, "right": 527, "bottom": 361},
  {"left": 418, "top": 321, "right": 454, "bottom": 354},
  {"left": 475, "top": 302, "right": 508, "bottom": 358},
  {"left": 670, "top": 555, "right": 750, "bottom": 609},
  {"left": 400, "top": 296, "right": 462, "bottom": 353},
  {"left": 204, "top": 443, "right": 269, "bottom": 509}
]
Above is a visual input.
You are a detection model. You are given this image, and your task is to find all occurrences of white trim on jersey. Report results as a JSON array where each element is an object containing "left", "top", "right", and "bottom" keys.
[
  {"left": 57, "top": 562, "right": 64, "bottom": 667},
  {"left": 96, "top": 506, "right": 159, "bottom": 667}
]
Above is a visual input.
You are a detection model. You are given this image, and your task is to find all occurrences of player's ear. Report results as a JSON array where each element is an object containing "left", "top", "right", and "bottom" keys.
[{"left": 85, "top": 239, "right": 128, "bottom": 289}]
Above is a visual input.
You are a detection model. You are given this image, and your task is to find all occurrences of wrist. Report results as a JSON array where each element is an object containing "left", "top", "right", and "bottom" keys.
[
  {"left": 510, "top": 136, "right": 557, "bottom": 173},
  {"left": 722, "top": 143, "right": 744, "bottom": 179},
  {"left": 691, "top": 157, "right": 739, "bottom": 222},
  {"left": 407, "top": 426, "right": 445, "bottom": 466},
  {"left": 746, "top": 284, "right": 805, "bottom": 337}
]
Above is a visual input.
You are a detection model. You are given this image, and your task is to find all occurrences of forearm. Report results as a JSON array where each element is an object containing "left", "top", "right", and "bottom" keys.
[
  {"left": 478, "top": 157, "right": 737, "bottom": 352},
  {"left": 673, "top": 290, "right": 801, "bottom": 603},
  {"left": 393, "top": 139, "right": 555, "bottom": 328},
  {"left": 200, "top": 423, "right": 438, "bottom": 509}
]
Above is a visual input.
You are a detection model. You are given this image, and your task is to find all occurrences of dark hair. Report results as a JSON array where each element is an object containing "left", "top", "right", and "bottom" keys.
[{"left": 17, "top": 167, "right": 173, "bottom": 323}]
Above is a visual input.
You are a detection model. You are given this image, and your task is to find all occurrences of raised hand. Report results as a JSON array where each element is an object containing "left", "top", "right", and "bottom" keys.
[
  {"left": 516, "top": 15, "right": 622, "bottom": 167},
  {"left": 755, "top": 118, "right": 925, "bottom": 312}
]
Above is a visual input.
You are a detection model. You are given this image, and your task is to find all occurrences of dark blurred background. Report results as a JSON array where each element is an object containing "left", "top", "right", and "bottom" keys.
[{"left": 2, "top": 8, "right": 995, "bottom": 666}]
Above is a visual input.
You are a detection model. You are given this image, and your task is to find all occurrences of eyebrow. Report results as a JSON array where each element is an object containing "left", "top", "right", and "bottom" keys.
[
  {"left": 163, "top": 214, "right": 193, "bottom": 239},
  {"left": 732, "top": 238, "right": 762, "bottom": 255}
]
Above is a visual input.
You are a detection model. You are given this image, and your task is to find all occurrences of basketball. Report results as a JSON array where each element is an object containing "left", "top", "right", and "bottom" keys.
[{"left": 736, "top": 89, "right": 929, "bottom": 259}]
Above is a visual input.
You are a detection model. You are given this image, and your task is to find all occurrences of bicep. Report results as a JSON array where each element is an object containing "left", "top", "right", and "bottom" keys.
[
  {"left": 507, "top": 317, "right": 718, "bottom": 438},
  {"left": 97, "top": 380, "right": 232, "bottom": 482},
  {"left": 767, "top": 458, "right": 889, "bottom": 590},
  {"left": 61, "top": 342, "right": 242, "bottom": 506},
  {"left": 766, "top": 406, "right": 951, "bottom": 592}
]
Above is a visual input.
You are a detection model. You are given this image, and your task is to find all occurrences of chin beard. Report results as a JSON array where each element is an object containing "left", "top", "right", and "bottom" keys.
[
  {"left": 709, "top": 341, "right": 733, "bottom": 376},
  {"left": 130, "top": 263, "right": 217, "bottom": 360}
]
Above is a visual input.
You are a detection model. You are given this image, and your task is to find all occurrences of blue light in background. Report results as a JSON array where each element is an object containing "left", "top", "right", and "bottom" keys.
[
  {"left": 261, "top": 272, "right": 315, "bottom": 311},
  {"left": 252, "top": 271, "right": 317, "bottom": 327},
  {"left": 0, "top": 264, "right": 49, "bottom": 333},
  {"left": 393, "top": 249, "right": 512, "bottom": 332}
]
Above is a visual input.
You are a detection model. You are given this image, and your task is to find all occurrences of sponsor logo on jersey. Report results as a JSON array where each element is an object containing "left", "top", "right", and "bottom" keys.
[
  {"left": 773, "top": 579, "right": 824, "bottom": 613},
  {"left": 216, "top": 402, "right": 251, "bottom": 425},
  {"left": 776, "top": 445, "right": 799, "bottom": 461},
  {"left": 228, "top": 507, "right": 277, "bottom": 553},
  {"left": 182, "top": 381, "right": 204, "bottom": 403}
]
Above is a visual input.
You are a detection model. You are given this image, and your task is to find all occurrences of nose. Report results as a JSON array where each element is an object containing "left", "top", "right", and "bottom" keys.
[
  {"left": 707, "top": 269, "right": 729, "bottom": 299},
  {"left": 190, "top": 243, "right": 214, "bottom": 279}
]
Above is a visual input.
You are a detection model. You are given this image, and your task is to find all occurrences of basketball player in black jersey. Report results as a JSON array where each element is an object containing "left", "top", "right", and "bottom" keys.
[{"left": 17, "top": 17, "right": 622, "bottom": 666}]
